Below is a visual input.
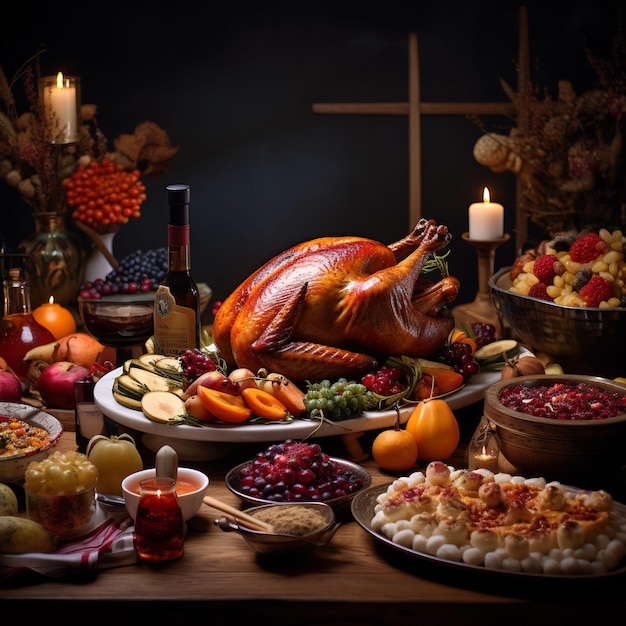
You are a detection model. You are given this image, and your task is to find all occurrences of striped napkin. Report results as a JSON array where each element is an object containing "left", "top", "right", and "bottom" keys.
[{"left": 0, "top": 516, "right": 136, "bottom": 585}]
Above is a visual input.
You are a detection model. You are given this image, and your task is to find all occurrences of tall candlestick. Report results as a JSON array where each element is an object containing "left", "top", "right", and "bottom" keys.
[
  {"left": 39, "top": 73, "right": 80, "bottom": 144},
  {"left": 468, "top": 187, "right": 504, "bottom": 240}
]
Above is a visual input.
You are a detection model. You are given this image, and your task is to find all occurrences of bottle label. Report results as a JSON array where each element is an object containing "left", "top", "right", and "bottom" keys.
[{"left": 154, "top": 286, "right": 197, "bottom": 355}]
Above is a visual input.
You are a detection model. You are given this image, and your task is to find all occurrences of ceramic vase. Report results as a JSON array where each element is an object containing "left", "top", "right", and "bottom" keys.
[{"left": 83, "top": 231, "right": 117, "bottom": 284}]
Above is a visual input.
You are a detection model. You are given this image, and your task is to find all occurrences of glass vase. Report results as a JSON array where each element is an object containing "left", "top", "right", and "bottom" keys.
[{"left": 20, "top": 212, "right": 85, "bottom": 308}]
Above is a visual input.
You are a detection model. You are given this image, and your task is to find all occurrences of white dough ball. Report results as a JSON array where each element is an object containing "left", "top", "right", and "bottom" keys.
[{"left": 436, "top": 543, "right": 462, "bottom": 561}]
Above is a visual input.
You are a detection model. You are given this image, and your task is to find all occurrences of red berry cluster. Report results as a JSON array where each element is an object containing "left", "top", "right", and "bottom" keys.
[
  {"left": 578, "top": 275, "right": 615, "bottom": 307},
  {"left": 568, "top": 233, "right": 607, "bottom": 263},
  {"left": 238, "top": 439, "right": 366, "bottom": 503},
  {"left": 361, "top": 365, "right": 405, "bottom": 395},
  {"left": 65, "top": 157, "right": 147, "bottom": 231},
  {"left": 532, "top": 254, "right": 558, "bottom": 285}
]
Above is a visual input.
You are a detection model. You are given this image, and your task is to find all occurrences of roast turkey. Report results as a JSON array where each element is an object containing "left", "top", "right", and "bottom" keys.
[{"left": 213, "top": 218, "right": 460, "bottom": 381}]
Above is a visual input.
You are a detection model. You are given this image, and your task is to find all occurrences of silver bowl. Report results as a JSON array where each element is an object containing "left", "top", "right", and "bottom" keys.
[
  {"left": 0, "top": 403, "right": 63, "bottom": 483},
  {"left": 489, "top": 267, "right": 626, "bottom": 378},
  {"left": 216, "top": 502, "right": 339, "bottom": 555}
]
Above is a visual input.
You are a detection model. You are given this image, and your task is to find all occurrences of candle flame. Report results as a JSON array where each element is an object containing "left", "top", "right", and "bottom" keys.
[
  {"left": 48, "top": 296, "right": 55, "bottom": 304},
  {"left": 56, "top": 72, "right": 64, "bottom": 89},
  {"left": 483, "top": 187, "right": 491, "bottom": 203}
]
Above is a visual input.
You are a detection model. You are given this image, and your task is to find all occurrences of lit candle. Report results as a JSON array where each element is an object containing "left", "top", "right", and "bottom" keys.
[
  {"left": 32, "top": 296, "right": 77, "bottom": 340},
  {"left": 40, "top": 72, "right": 80, "bottom": 144},
  {"left": 468, "top": 187, "right": 504, "bottom": 240}
]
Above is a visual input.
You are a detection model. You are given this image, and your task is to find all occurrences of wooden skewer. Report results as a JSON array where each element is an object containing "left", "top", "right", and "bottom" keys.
[{"left": 202, "top": 495, "right": 274, "bottom": 533}]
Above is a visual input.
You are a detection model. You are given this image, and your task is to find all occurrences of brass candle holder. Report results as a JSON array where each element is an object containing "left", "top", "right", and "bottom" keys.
[{"left": 452, "top": 232, "right": 510, "bottom": 332}]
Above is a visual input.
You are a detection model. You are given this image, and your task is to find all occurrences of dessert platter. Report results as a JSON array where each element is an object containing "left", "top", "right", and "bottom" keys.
[
  {"left": 94, "top": 366, "right": 500, "bottom": 456},
  {"left": 351, "top": 463, "right": 626, "bottom": 579}
]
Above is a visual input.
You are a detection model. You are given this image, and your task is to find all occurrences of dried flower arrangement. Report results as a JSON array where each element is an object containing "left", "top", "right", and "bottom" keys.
[
  {"left": 0, "top": 53, "right": 179, "bottom": 236},
  {"left": 473, "top": 41, "right": 626, "bottom": 237}
]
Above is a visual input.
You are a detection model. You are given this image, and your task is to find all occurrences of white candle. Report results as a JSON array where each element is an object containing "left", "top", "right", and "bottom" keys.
[
  {"left": 468, "top": 187, "right": 504, "bottom": 240},
  {"left": 41, "top": 72, "right": 79, "bottom": 143}
]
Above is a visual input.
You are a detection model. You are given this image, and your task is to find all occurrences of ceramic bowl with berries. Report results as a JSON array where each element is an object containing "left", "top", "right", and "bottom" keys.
[
  {"left": 484, "top": 374, "right": 626, "bottom": 485},
  {"left": 225, "top": 439, "right": 371, "bottom": 514}
]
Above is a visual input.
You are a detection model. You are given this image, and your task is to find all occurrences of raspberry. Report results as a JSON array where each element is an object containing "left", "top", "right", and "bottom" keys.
[
  {"left": 568, "top": 233, "right": 606, "bottom": 263},
  {"left": 578, "top": 275, "right": 615, "bottom": 307},
  {"left": 532, "top": 254, "right": 557, "bottom": 285},
  {"left": 528, "top": 282, "right": 553, "bottom": 301}
]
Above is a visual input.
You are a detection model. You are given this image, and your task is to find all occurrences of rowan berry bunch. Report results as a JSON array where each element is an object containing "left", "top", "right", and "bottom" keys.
[{"left": 64, "top": 158, "right": 147, "bottom": 233}]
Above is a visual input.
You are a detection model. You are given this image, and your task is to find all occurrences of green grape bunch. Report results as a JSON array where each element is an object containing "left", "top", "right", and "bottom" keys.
[{"left": 304, "top": 378, "right": 378, "bottom": 420}]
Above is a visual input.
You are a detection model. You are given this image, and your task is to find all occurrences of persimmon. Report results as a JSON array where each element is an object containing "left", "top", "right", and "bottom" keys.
[
  {"left": 405, "top": 398, "right": 460, "bottom": 462},
  {"left": 197, "top": 386, "right": 252, "bottom": 423},
  {"left": 241, "top": 387, "right": 289, "bottom": 420},
  {"left": 372, "top": 424, "right": 418, "bottom": 472}
]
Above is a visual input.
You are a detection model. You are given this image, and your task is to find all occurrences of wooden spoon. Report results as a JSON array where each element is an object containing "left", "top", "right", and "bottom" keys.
[{"left": 202, "top": 495, "right": 274, "bottom": 533}]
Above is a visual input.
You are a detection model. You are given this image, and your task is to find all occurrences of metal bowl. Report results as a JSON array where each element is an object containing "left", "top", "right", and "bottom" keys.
[
  {"left": 489, "top": 267, "right": 626, "bottom": 378},
  {"left": 484, "top": 374, "right": 626, "bottom": 483},
  {"left": 0, "top": 403, "right": 63, "bottom": 483},
  {"left": 216, "top": 502, "right": 339, "bottom": 555},
  {"left": 225, "top": 457, "right": 371, "bottom": 514}
]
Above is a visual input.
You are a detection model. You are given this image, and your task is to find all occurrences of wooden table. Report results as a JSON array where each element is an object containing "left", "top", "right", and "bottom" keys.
[{"left": 2, "top": 406, "right": 626, "bottom": 624}]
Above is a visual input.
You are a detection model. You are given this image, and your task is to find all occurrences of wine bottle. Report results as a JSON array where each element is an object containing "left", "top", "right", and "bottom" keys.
[{"left": 153, "top": 184, "right": 201, "bottom": 356}]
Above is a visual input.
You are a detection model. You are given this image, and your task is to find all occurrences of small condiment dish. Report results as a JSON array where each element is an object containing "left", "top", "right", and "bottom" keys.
[{"left": 216, "top": 502, "right": 339, "bottom": 555}]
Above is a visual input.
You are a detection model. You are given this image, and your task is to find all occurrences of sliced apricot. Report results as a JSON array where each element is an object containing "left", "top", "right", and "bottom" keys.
[
  {"left": 242, "top": 387, "right": 289, "bottom": 420},
  {"left": 197, "top": 386, "right": 252, "bottom": 423}
]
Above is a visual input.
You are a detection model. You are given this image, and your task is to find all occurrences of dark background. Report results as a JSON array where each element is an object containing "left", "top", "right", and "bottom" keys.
[{"left": 1, "top": 1, "right": 621, "bottom": 323}]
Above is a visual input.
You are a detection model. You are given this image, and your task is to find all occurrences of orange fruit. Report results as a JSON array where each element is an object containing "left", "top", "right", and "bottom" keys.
[{"left": 371, "top": 427, "right": 418, "bottom": 472}]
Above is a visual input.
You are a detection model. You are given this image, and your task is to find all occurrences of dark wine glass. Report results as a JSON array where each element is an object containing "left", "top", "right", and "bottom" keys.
[{"left": 78, "top": 292, "right": 154, "bottom": 366}]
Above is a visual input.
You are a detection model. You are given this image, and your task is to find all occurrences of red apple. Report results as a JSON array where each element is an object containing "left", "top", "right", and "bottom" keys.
[
  {"left": 37, "top": 361, "right": 91, "bottom": 409},
  {"left": 0, "top": 370, "right": 23, "bottom": 402}
]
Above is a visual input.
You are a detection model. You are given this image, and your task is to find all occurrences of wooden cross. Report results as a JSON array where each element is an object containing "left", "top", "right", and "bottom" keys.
[{"left": 312, "top": 6, "right": 530, "bottom": 252}]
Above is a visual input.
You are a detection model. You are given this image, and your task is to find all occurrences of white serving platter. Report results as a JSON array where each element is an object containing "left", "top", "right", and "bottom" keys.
[{"left": 94, "top": 366, "right": 499, "bottom": 454}]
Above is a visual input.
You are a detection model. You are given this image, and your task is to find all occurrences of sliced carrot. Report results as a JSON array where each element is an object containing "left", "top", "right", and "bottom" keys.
[
  {"left": 421, "top": 367, "right": 465, "bottom": 394},
  {"left": 242, "top": 387, "right": 289, "bottom": 420},
  {"left": 197, "top": 386, "right": 252, "bottom": 423},
  {"left": 449, "top": 328, "right": 468, "bottom": 344}
]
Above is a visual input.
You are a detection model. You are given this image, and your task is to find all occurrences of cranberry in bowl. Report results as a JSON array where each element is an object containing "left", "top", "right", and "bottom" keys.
[{"left": 483, "top": 374, "right": 626, "bottom": 484}]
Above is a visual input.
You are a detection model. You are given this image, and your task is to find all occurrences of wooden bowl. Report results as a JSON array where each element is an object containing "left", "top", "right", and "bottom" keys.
[{"left": 484, "top": 374, "right": 626, "bottom": 484}]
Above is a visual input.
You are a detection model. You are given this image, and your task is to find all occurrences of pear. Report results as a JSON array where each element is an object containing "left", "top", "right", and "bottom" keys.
[{"left": 23, "top": 332, "right": 104, "bottom": 368}]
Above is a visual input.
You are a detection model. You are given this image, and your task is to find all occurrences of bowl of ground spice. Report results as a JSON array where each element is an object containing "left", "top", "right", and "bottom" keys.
[{"left": 215, "top": 502, "right": 339, "bottom": 555}]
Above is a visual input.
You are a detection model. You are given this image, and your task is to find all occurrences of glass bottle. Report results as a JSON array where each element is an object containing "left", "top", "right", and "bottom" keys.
[
  {"left": 134, "top": 477, "right": 184, "bottom": 563},
  {"left": 73, "top": 376, "right": 118, "bottom": 454},
  {"left": 1, "top": 267, "right": 55, "bottom": 380},
  {"left": 153, "top": 185, "right": 200, "bottom": 356}
]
